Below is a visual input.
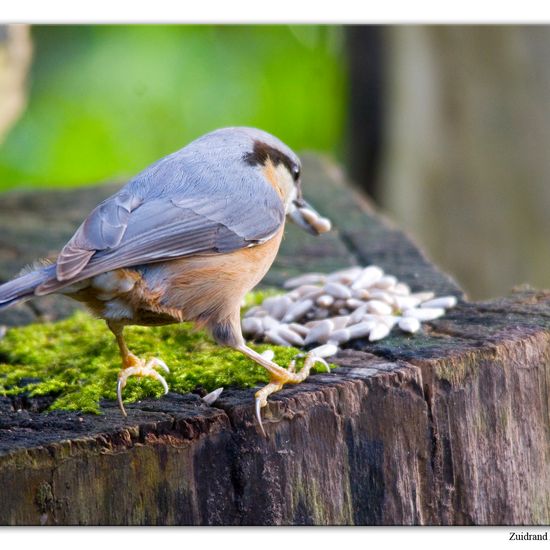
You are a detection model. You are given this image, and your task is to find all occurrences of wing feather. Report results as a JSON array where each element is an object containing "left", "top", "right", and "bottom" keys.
[
  {"left": 56, "top": 191, "right": 143, "bottom": 280},
  {"left": 39, "top": 189, "right": 283, "bottom": 295}
]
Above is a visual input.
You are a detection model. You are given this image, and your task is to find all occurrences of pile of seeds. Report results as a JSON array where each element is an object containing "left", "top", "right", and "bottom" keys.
[{"left": 242, "top": 266, "right": 457, "bottom": 358}]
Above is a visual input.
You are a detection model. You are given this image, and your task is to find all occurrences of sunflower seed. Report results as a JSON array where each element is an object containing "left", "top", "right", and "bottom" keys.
[
  {"left": 282, "top": 299, "right": 314, "bottom": 323},
  {"left": 367, "top": 290, "right": 393, "bottom": 304},
  {"left": 202, "top": 388, "right": 223, "bottom": 405},
  {"left": 305, "top": 319, "right": 325, "bottom": 328},
  {"left": 242, "top": 317, "right": 263, "bottom": 336},
  {"left": 348, "top": 321, "right": 377, "bottom": 339},
  {"left": 393, "top": 283, "right": 411, "bottom": 296},
  {"left": 393, "top": 295, "right": 422, "bottom": 311},
  {"left": 374, "top": 275, "right": 397, "bottom": 289},
  {"left": 297, "top": 207, "right": 332, "bottom": 234},
  {"left": 202, "top": 387, "right": 224, "bottom": 405},
  {"left": 369, "top": 323, "right": 391, "bottom": 341},
  {"left": 398, "top": 317, "right": 421, "bottom": 333},
  {"left": 293, "top": 284, "right": 320, "bottom": 297},
  {"left": 323, "top": 282, "right": 352, "bottom": 300},
  {"left": 410, "top": 291, "right": 435, "bottom": 302},
  {"left": 326, "top": 266, "right": 363, "bottom": 284},
  {"left": 366, "top": 300, "right": 393, "bottom": 315},
  {"left": 289, "top": 323, "right": 309, "bottom": 337},
  {"left": 346, "top": 298, "right": 364, "bottom": 310},
  {"left": 312, "top": 216, "right": 332, "bottom": 233},
  {"left": 261, "top": 350, "right": 275, "bottom": 361},
  {"left": 250, "top": 263, "right": 452, "bottom": 348},
  {"left": 284, "top": 273, "right": 326, "bottom": 289},
  {"left": 265, "top": 329, "right": 293, "bottom": 347},
  {"left": 351, "top": 288, "right": 370, "bottom": 300},
  {"left": 304, "top": 319, "right": 334, "bottom": 345},
  {"left": 262, "top": 316, "right": 280, "bottom": 331},
  {"left": 244, "top": 306, "right": 267, "bottom": 318},
  {"left": 278, "top": 326, "right": 305, "bottom": 347},
  {"left": 316, "top": 294, "right": 335, "bottom": 308},
  {"left": 329, "top": 328, "right": 351, "bottom": 344},
  {"left": 263, "top": 295, "right": 292, "bottom": 320},
  {"left": 351, "top": 266, "right": 384, "bottom": 289},
  {"left": 421, "top": 296, "right": 458, "bottom": 309},
  {"left": 376, "top": 315, "right": 399, "bottom": 328},
  {"left": 310, "top": 343, "right": 339, "bottom": 358},
  {"left": 350, "top": 304, "right": 369, "bottom": 324},
  {"left": 331, "top": 315, "right": 351, "bottom": 330},
  {"left": 403, "top": 307, "right": 445, "bottom": 321},
  {"left": 305, "top": 291, "right": 325, "bottom": 302},
  {"left": 299, "top": 207, "right": 321, "bottom": 226}
]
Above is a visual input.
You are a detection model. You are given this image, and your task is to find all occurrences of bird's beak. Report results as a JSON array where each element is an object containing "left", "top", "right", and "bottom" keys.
[{"left": 288, "top": 199, "right": 332, "bottom": 236}]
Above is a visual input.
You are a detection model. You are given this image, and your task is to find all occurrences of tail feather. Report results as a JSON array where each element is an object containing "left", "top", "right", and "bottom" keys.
[{"left": 0, "top": 264, "right": 57, "bottom": 309}]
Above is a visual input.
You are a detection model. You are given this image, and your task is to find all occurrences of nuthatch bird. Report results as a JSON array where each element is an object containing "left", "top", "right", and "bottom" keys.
[{"left": 0, "top": 127, "right": 332, "bottom": 433}]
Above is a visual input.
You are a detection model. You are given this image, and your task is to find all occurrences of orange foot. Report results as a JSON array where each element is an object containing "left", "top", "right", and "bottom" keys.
[{"left": 117, "top": 353, "right": 170, "bottom": 416}]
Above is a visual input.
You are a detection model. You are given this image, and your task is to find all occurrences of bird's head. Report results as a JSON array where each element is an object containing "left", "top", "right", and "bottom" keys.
[
  {"left": 186, "top": 127, "right": 332, "bottom": 235},
  {"left": 237, "top": 128, "right": 332, "bottom": 235}
]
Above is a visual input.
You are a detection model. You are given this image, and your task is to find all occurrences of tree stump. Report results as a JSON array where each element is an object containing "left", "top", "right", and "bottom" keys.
[{"left": 0, "top": 155, "right": 548, "bottom": 525}]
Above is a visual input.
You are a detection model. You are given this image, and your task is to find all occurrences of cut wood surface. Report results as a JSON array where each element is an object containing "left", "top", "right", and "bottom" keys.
[{"left": 0, "top": 155, "right": 548, "bottom": 525}]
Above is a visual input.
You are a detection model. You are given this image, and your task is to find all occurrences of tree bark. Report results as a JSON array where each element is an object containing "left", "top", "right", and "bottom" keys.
[{"left": 0, "top": 155, "right": 548, "bottom": 525}]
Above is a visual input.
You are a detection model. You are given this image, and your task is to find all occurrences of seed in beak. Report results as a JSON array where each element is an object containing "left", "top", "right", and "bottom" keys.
[{"left": 299, "top": 207, "right": 332, "bottom": 233}]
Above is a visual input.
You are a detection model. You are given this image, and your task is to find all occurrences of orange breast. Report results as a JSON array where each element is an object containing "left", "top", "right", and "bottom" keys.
[{"left": 155, "top": 224, "right": 285, "bottom": 324}]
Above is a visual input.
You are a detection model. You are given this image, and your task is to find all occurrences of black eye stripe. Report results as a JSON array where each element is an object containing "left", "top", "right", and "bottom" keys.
[{"left": 243, "top": 140, "right": 300, "bottom": 181}]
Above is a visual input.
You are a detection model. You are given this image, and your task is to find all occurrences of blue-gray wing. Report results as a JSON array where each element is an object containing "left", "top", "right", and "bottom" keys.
[
  {"left": 41, "top": 175, "right": 284, "bottom": 294},
  {"left": 54, "top": 190, "right": 144, "bottom": 281}
]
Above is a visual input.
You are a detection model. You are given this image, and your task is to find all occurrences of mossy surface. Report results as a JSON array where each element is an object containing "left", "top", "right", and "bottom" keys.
[{"left": 0, "top": 291, "right": 328, "bottom": 414}]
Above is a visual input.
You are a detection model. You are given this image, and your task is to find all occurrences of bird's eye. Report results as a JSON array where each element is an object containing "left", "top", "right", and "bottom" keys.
[{"left": 292, "top": 165, "right": 301, "bottom": 182}]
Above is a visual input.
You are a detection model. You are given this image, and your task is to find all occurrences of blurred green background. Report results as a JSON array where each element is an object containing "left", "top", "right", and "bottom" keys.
[{"left": 0, "top": 25, "right": 346, "bottom": 190}]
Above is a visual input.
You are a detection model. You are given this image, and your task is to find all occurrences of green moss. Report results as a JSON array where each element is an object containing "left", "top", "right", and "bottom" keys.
[{"left": 0, "top": 291, "right": 331, "bottom": 414}]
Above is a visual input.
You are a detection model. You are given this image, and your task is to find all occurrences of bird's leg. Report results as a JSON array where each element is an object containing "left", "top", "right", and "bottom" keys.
[
  {"left": 107, "top": 321, "right": 170, "bottom": 416},
  {"left": 212, "top": 316, "right": 328, "bottom": 435},
  {"left": 235, "top": 344, "right": 329, "bottom": 436}
]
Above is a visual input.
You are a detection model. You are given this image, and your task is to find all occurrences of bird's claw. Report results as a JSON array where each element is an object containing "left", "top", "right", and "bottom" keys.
[
  {"left": 255, "top": 397, "right": 266, "bottom": 438},
  {"left": 292, "top": 352, "right": 330, "bottom": 373},
  {"left": 254, "top": 351, "right": 328, "bottom": 437},
  {"left": 117, "top": 357, "right": 170, "bottom": 416},
  {"left": 313, "top": 356, "right": 331, "bottom": 373}
]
